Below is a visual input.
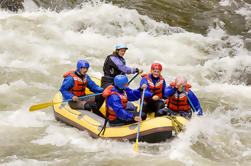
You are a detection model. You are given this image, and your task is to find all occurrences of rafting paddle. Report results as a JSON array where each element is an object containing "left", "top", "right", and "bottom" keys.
[
  {"left": 29, "top": 93, "right": 102, "bottom": 112},
  {"left": 29, "top": 73, "right": 139, "bottom": 112},
  {"left": 181, "top": 87, "right": 197, "bottom": 113},
  {"left": 134, "top": 88, "right": 146, "bottom": 152},
  {"left": 128, "top": 73, "right": 139, "bottom": 85}
]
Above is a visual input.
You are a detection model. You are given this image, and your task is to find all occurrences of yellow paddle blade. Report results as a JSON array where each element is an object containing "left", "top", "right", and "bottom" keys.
[
  {"left": 29, "top": 101, "right": 62, "bottom": 112},
  {"left": 134, "top": 139, "right": 139, "bottom": 152}
]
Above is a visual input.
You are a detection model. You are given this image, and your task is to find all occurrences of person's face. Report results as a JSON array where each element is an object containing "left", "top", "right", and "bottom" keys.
[
  {"left": 80, "top": 67, "right": 88, "bottom": 75},
  {"left": 117, "top": 48, "right": 127, "bottom": 57},
  {"left": 151, "top": 69, "right": 161, "bottom": 78},
  {"left": 175, "top": 84, "right": 183, "bottom": 92},
  {"left": 124, "top": 83, "right": 128, "bottom": 89}
]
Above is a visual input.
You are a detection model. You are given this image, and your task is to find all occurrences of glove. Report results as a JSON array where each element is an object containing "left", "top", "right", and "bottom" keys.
[
  {"left": 165, "top": 99, "right": 169, "bottom": 104},
  {"left": 197, "top": 108, "right": 203, "bottom": 116}
]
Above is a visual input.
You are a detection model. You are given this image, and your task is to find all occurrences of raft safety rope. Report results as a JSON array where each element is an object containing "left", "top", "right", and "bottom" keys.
[{"left": 166, "top": 116, "right": 184, "bottom": 135}]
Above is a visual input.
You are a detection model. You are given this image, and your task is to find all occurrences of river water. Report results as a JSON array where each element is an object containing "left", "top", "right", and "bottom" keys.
[{"left": 0, "top": 0, "right": 251, "bottom": 166}]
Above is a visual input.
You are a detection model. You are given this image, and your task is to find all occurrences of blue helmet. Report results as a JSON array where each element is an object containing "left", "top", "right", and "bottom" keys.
[
  {"left": 114, "top": 75, "right": 128, "bottom": 89},
  {"left": 115, "top": 43, "right": 128, "bottom": 50},
  {"left": 76, "top": 60, "right": 89, "bottom": 72}
]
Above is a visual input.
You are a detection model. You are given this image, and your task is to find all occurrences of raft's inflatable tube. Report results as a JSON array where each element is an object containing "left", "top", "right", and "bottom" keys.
[{"left": 52, "top": 77, "right": 188, "bottom": 143}]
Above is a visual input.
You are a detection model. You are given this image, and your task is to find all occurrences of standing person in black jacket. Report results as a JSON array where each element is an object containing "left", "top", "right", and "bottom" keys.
[{"left": 95, "top": 43, "right": 143, "bottom": 114}]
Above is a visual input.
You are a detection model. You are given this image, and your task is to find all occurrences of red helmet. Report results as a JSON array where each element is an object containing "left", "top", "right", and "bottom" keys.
[{"left": 151, "top": 63, "right": 162, "bottom": 71}]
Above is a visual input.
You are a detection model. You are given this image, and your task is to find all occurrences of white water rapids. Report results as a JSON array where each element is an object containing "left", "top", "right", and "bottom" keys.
[{"left": 0, "top": 0, "right": 251, "bottom": 166}]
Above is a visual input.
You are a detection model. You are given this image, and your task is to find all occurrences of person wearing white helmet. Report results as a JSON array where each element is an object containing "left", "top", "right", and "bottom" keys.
[
  {"left": 102, "top": 43, "right": 143, "bottom": 87},
  {"left": 156, "top": 75, "right": 203, "bottom": 118},
  {"left": 95, "top": 43, "right": 143, "bottom": 111}
]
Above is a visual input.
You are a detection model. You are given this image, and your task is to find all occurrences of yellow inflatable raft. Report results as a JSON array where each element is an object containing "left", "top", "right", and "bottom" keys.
[{"left": 52, "top": 77, "right": 189, "bottom": 143}]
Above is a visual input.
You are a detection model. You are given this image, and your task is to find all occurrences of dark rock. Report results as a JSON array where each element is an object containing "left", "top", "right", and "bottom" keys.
[{"left": 0, "top": 0, "right": 24, "bottom": 12}]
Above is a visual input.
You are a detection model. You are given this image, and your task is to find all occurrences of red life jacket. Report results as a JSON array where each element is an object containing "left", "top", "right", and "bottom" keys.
[
  {"left": 168, "top": 82, "right": 192, "bottom": 112},
  {"left": 103, "top": 85, "right": 128, "bottom": 120},
  {"left": 141, "top": 73, "right": 164, "bottom": 100},
  {"left": 63, "top": 70, "right": 88, "bottom": 97}
]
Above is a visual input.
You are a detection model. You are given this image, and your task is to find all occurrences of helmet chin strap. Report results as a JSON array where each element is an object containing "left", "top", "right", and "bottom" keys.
[
  {"left": 151, "top": 74, "right": 159, "bottom": 80},
  {"left": 76, "top": 71, "right": 85, "bottom": 79},
  {"left": 76, "top": 71, "right": 82, "bottom": 75},
  {"left": 115, "top": 85, "right": 124, "bottom": 92}
]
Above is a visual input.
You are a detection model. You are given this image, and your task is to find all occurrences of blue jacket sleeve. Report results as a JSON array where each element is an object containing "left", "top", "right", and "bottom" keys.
[
  {"left": 187, "top": 90, "right": 203, "bottom": 114},
  {"left": 110, "top": 56, "right": 137, "bottom": 74},
  {"left": 125, "top": 87, "right": 141, "bottom": 101},
  {"left": 59, "top": 76, "right": 75, "bottom": 100},
  {"left": 140, "top": 77, "right": 154, "bottom": 98},
  {"left": 162, "top": 79, "right": 167, "bottom": 99},
  {"left": 164, "top": 86, "right": 175, "bottom": 97},
  {"left": 107, "top": 94, "right": 134, "bottom": 121},
  {"left": 86, "top": 75, "right": 104, "bottom": 93}
]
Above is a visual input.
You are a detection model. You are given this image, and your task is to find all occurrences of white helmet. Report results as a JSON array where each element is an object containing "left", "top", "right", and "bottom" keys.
[{"left": 175, "top": 75, "right": 187, "bottom": 86}]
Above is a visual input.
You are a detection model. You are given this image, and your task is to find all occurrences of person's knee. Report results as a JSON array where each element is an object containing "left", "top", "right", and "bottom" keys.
[
  {"left": 84, "top": 101, "right": 97, "bottom": 111},
  {"left": 84, "top": 102, "right": 92, "bottom": 111},
  {"left": 141, "top": 112, "right": 147, "bottom": 120},
  {"left": 143, "top": 101, "right": 148, "bottom": 107},
  {"left": 156, "top": 100, "right": 165, "bottom": 109},
  {"left": 126, "top": 102, "right": 137, "bottom": 111},
  {"left": 109, "top": 119, "right": 126, "bottom": 126},
  {"left": 180, "top": 111, "right": 192, "bottom": 119},
  {"left": 156, "top": 108, "right": 167, "bottom": 117},
  {"left": 131, "top": 111, "right": 146, "bottom": 120},
  {"left": 142, "top": 101, "right": 152, "bottom": 113},
  {"left": 95, "top": 95, "right": 105, "bottom": 105}
]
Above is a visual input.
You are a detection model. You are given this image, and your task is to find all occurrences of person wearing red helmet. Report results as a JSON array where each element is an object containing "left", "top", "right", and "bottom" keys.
[{"left": 139, "top": 63, "right": 167, "bottom": 116}]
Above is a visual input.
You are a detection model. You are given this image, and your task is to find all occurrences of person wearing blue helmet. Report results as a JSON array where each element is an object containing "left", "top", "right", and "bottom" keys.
[
  {"left": 60, "top": 60, "right": 104, "bottom": 117},
  {"left": 102, "top": 75, "right": 147, "bottom": 126},
  {"left": 95, "top": 43, "right": 143, "bottom": 111}
]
